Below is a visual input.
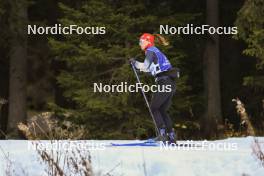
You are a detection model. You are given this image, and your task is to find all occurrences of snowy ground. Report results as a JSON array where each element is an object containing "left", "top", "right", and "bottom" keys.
[{"left": 0, "top": 137, "right": 264, "bottom": 176}]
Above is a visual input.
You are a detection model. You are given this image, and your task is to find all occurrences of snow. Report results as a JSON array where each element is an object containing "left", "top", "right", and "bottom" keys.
[{"left": 0, "top": 137, "right": 264, "bottom": 176}]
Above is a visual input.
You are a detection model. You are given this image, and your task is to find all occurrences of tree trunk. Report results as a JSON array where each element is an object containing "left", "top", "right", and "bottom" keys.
[
  {"left": 7, "top": 0, "right": 27, "bottom": 138},
  {"left": 0, "top": 61, "right": 9, "bottom": 138},
  {"left": 202, "top": 0, "right": 222, "bottom": 138}
]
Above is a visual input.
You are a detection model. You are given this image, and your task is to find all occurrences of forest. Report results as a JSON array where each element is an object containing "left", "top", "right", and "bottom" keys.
[{"left": 0, "top": 0, "right": 263, "bottom": 140}]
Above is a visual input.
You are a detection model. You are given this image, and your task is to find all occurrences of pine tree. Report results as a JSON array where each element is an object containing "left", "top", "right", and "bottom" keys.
[
  {"left": 234, "top": 0, "right": 264, "bottom": 133},
  {"left": 235, "top": 0, "right": 264, "bottom": 88}
]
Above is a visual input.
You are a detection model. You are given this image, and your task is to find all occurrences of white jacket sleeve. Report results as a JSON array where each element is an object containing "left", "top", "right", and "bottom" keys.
[
  {"left": 134, "top": 61, "right": 150, "bottom": 72},
  {"left": 134, "top": 51, "right": 154, "bottom": 72}
]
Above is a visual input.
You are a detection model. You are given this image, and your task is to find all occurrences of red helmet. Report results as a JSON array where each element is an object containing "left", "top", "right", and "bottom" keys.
[{"left": 140, "top": 33, "right": 154, "bottom": 49}]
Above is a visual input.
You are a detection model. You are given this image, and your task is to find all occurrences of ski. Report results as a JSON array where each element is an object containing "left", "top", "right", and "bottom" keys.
[
  {"left": 110, "top": 140, "right": 202, "bottom": 147},
  {"left": 111, "top": 142, "right": 158, "bottom": 147}
]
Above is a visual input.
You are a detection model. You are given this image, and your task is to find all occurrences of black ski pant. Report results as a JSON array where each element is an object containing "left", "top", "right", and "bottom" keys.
[{"left": 150, "top": 76, "right": 176, "bottom": 133}]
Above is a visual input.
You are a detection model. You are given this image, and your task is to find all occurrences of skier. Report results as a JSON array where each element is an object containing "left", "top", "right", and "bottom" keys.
[{"left": 130, "top": 33, "right": 179, "bottom": 143}]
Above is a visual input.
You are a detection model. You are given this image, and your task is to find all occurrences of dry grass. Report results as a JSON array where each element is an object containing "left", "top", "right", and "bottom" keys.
[
  {"left": 252, "top": 138, "right": 264, "bottom": 168},
  {"left": 232, "top": 98, "right": 255, "bottom": 136},
  {"left": 0, "top": 145, "right": 28, "bottom": 176},
  {"left": 34, "top": 141, "right": 93, "bottom": 176},
  {"left": 16, "top": 112, "right": 94, "bottom": 175},
  {"left": 18, "top": 112, "right": 88, "bottom": 140},
  {"left": 222, "top": 118, "right": 242, "bottom": 137},
  {"left": 0, "top": 140, "right": 93, "bottom": 176}
]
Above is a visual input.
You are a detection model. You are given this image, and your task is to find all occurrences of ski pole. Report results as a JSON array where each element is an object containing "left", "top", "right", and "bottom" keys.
[{"left": 130, "top": 62, "right": 160, "bottom": 136}]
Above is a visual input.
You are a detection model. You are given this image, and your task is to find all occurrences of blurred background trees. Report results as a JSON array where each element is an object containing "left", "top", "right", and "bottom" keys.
[
  {"left": 0, "top": 0, "right": 263, "bottom": 139},
  {"left": 234, "top": 0, "right": 264, "bottom": 135}
]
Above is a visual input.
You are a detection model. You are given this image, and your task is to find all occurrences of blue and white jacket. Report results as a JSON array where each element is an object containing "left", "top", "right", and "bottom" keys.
[{"left": 135, "top": 46, "right": 172, "bottom": 77}]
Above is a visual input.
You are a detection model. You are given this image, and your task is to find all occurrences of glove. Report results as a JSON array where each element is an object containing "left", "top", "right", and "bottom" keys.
[{"left": 129, "top": 58, "right": 136, "bottom": 65}]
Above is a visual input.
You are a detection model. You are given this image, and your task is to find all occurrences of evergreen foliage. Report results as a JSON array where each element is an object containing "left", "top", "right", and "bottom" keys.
[
  {"left": 49, "top": 0, "right": 199, "bottom": 139},
  {"left": 235, "top": 0, "right": 264, "bottom": 88}
]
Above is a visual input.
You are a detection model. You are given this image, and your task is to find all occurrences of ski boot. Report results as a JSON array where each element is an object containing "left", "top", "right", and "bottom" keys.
[
  {"left": 153, "top": 128, "right": 167, "bottom": 142},
  {"left": 167, "top": 129, "right": 177, "bottom": 144}
]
